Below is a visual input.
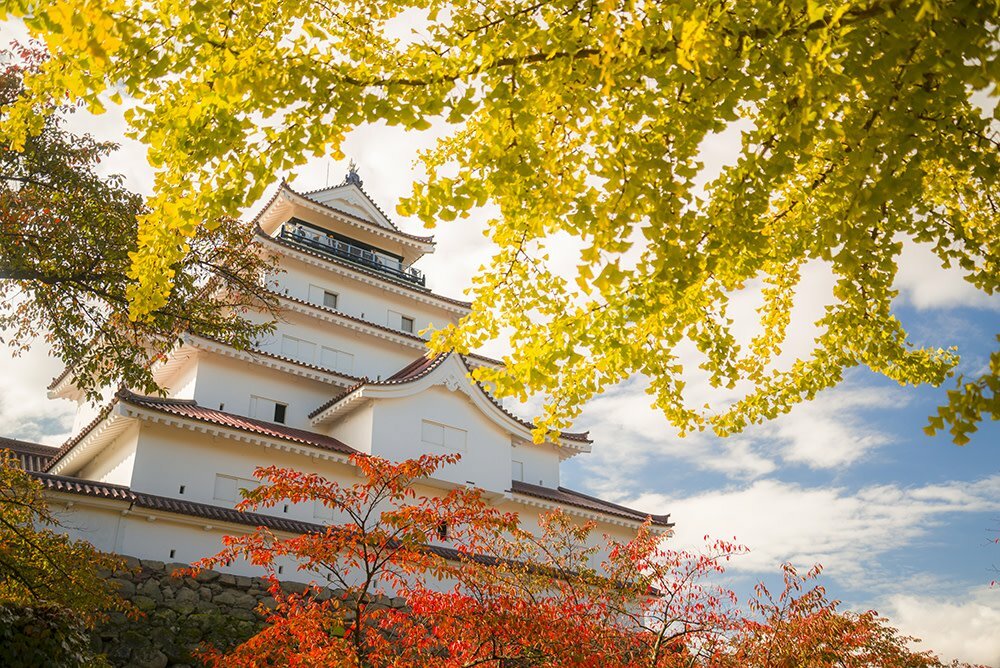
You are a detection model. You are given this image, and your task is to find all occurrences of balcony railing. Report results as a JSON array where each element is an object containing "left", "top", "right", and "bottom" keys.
[{"left": 279, "top": 223, "right": 426, "bottom": 287}]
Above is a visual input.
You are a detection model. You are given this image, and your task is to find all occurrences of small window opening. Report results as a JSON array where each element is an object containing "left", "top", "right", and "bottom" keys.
[
  {"left": 401, "top": 316, "right": 415, "bottom": 333},
  {"left": 283, "top": 504, "right": 289, "bottom": 514},
  {"left": 169, "top": 549, "right": 176, "bottom": 559},
  {"left": 219, "top": 403, "right": 225, "bottom": 411},
  {"left": 323, "top": 291, "right": 338, "bottom": 308},
  {"left": 178, "top": 485, "right": 186, "bottom": 494},
  {"left": 436, "top": 522, "right": 449, "bottom": 541},
  {"left": 273, "top": 403, "right": 287, "bottom": 424},
  {"left": 277, "top": 566, "right": 284, "bottom": 575}
]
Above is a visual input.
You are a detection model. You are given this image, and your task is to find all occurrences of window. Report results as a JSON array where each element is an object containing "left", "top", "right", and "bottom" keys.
[
  {"left": 321, "top": 346, "right": 355, "bottom": 374},
  {"left": 308, "top": 284, "right": 339, "bottom": 309},
  {"left": 281, "top": 334, "right": 316, "bottom": 364},
  {"left": 214, "top": 474, "right": 258, "bottom": 502},
  {"left": 437, "top": 522, "right": 449, "bottom": 541},
  {"left": 421, "top": 420, "right": 467, "bottom": 452},
  {"left": 511, "top": 460, "right": 524, "bottom": 482},
  {"left": 388, "top": 310, "right": 416, "bottom": 333},
  {"left": 250, "top": 395, "right": 288, "bottom": 424}
]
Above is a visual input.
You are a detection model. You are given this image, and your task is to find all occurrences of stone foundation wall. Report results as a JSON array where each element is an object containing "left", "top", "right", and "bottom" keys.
[{"left": 92, "top": 557, "right": 401, "bottom": 668}]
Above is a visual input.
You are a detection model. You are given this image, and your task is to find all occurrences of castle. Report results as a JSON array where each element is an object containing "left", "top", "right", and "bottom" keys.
[{"left": 3, "top": 170, "right": 672, "bottom": 581}]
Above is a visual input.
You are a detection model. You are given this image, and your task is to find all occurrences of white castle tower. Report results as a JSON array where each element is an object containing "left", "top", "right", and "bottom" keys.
[{"left": 5, "top": 169, "right": 672, "bottom": 579}]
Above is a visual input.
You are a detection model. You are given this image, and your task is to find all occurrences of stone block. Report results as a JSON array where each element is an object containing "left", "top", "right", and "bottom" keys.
[
  {"left": 109, "top": 577, "right": 136, "bottom": 597},
  {"left": 132, "top": 647, "right": 169, "bottom": 668},
  {"left": 195, "top": 600, "right": 217, "bottom": 614},
  {"left": 229, "top": 607, "right": 257, "bottom": 622},
  {"left": 139, "top": 579, "right": 162, "bottom": 599},
  {"left": 121, "top": 555, "right": 142, "bottom": 570},
  {"left": 133, "top": 595, "right": 158, "bottom": 613}
]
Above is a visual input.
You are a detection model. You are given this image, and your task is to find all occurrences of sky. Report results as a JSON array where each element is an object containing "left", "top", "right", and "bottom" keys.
[{"left": 2, "top": 22, "right": 999, "bottom": 666}]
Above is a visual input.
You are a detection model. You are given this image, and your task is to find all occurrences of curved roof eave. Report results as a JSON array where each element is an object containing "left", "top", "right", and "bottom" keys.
[{"left": 309, "top": 353, "right": 592, "bottom": 452}]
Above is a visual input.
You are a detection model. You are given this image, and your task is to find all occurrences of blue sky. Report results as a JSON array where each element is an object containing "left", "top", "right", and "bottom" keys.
[
  {"left": 563, "top": 301, "right": 1000, "bottom": 665},
  {"left": 1, "top": 19, "right": 997, "bottom": 662}
]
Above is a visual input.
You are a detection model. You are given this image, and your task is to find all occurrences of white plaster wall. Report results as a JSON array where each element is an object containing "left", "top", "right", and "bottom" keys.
[
  {"left": 495, "top": 498, "right": 648, "bottom": 568},
  {"left": 369, "top": 386, "right": 512, "bottom": 495},
  {"left": 71, "top": 384, "right": 118, "bottom": 434},
  {"left": 191, "top": 354, "right": 337, "bottom": 431},
  {"left": 161, "top": 352, "right": 199, "bottom": 400},
  {"left": 255, "top": 311, "right": 420, "bottom": 381},
  {"left": 129, "top": 422, "right": 360, "bottom": 527},
  {"left": 327, "top": 403, "right": 375, "bottom": 456},
  {"left": 509, "top": 440, "right": 561, "bottom": 488},
  {"left": 271, "top": 251, "right": 461, "bottom": 337},
  {"left": 49, "top": 503, "right": 126, "bottom": 555},
  {"left": 76, "top": 423, "right": 140, "bottom": 486}
]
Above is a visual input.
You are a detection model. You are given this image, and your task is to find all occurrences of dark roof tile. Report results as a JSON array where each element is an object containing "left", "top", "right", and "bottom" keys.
[
  {"left": 31, "top": 472, "right": 489, "bottom": 563},
  {"left": 120, "top": 391, "right": 360, "bottom": 457},
  {"left": 511, "top": 481, "right": 672, "bottom": 527},
  {"left": 0, "top": 437, "right": 60, "bottom": 472},
  {"left": 288, "top": 182, "right": 434, "bottom": 243}
]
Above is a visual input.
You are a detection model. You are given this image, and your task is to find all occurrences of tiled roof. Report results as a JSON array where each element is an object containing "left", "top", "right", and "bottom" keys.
[
  {"left": 34, "top": 472, "right": 327, "bottom": 534},
  {"left": 30, "top": 472, "right": 493, "bottom": 564},
  {"left": 277, "top": 292, "right": 435, "bottom": 344},
  {"left": 308, "top": 353, "right": 591, "bottom": 445},
  {"left": 385, "top": 353, "right": 449, "bottom": 382},
  {"left": 190, "top": 333, "right": 365, "bottom": 384},
  {"left": 120, "top": 392, "right": 360, "bottom": 458},
  {"left": 301, "top": 180, "right": 403, "bottom": 233},
  {"left": 274, "top": 292, "right": 501, "bottom": 368},
  {"left": 308, "top": 380, "right": 368, "bottom": 420},
  {"left": 47, "top": 366, "right": 72, "bottom": 391},
  {"left": 46, "top": 401, "right": 118, "bottom": 470},
  {"left": 0, "top": 437, "right": 59, "bottom": 472},
  {"left": 286, "top": 182, "right": 435, "bottom": 244},
  {"left": 511, "top": 481, "right": 673, "bottom": 528},
  {"left": 453, "top": 356, "right": 591, "bottom": 444},
  {"left": 262, "top": 232, "right": 473, "bottom": 309},
  {"left": 44, "top": 392, "right": 362, "bottom": 474}
]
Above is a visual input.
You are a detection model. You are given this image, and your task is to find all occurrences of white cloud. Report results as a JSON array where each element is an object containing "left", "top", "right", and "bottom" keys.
[
  {"left": 894, "top": 240, "right": 1000, "bottom": 312},
  {"left": 879, "top": 585, "right": 1000, "bottom": 666},
  {"left": 629, "top": 475, "right": 1000, "bottom": 581},
  {"left": 573, "top": 377, "right": 901, "bottom": 502},
  {"left": 760, "top": 385, "right": 906, "bottom": 469},
  {"left": 0, "top": 334, "right": 75, "bottom": 445}
]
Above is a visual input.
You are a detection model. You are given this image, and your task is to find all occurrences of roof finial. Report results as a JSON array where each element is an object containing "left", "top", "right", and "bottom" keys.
[{"left": 345, "top": 159, "right": 363, "bottom": 187}]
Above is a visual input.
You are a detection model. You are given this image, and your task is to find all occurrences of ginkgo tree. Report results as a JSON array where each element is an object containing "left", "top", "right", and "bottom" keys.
[{"left": 2, "top": 0, "right": 996, "bottom": 443}]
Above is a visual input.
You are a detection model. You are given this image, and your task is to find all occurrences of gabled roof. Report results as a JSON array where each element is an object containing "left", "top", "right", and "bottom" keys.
[
  {"left": 45, "top": 391, "right": 362, "bottom": 475},
  {"left": 260, "top": 232, "right": 471, "bottom": 310},
  {"left": 511, "top": 481, "right": 673, "bottom": 528},
  {"left": 120, "top": 392, "right": 360, "bottom": 458},
  {"left": 309, "top": 353, "right": 592, "bottom": 450},
  {"left": 252, "top": 181, "right": 435, "bottom": 247},
  {"left": 0, "top": 437, "right": 59, "bottom": 472},
  {"left": 300, "top": 177, "right": 401, "bottom": 232}
]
